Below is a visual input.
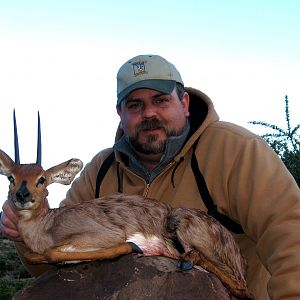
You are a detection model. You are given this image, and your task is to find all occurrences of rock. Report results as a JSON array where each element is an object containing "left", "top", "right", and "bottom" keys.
[{"left": 14, "top": 254, "right": 230, "bottom": 300}]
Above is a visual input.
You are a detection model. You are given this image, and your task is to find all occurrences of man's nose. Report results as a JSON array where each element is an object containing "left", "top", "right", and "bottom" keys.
[{"left": 142, "top": 103, "right": 157, "bottom": 118}]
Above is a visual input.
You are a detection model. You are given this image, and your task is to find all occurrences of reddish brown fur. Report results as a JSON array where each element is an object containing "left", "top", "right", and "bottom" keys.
[{"left": 0, "top": 149, "right": 254, "bottom": 299}]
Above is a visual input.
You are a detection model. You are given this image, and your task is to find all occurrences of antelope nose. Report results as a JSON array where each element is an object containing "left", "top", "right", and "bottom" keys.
[
  {"left": 16, "top": 182, "right": 30, "bottom": 202},
  {"left": 16, "top": 190, "right": 30, "bottom": 202}
]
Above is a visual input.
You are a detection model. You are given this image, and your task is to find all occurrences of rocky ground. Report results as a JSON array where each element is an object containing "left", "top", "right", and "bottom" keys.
[{"left": 0, "top": 236, "right": 34, "bottom": 300}]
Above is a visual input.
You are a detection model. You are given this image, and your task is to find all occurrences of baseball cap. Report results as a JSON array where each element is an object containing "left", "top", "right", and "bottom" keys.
[{"left": 117, "top": 54, "right": 184, "bottom": 105}]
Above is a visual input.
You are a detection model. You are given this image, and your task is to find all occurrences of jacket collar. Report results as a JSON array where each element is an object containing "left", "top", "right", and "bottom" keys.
[{"left": 113, "top": 121, "right": 190, "bottom": 182}]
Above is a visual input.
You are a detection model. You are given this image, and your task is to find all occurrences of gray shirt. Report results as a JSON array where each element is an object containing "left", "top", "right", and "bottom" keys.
[{"left": 113, "top": 121, "right": 190, "bottom": 183}]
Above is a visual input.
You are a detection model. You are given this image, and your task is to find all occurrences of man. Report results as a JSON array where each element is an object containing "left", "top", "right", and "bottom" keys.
[{"left": 1, "top": 54, "right": 300, "bottom": 299}]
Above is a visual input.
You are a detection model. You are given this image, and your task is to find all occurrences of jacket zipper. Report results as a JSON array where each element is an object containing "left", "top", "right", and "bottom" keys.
[
  {"left": 143, "top": 161, "right": 176, "bottom": 198},
  {"left": 144, "top": 182, "right": 150, "bottom": 197},
  {"left": 143, "top": 170, "right": 152, "bottom": 197}
]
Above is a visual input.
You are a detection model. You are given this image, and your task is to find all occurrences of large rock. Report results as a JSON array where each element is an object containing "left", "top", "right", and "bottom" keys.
[{"left": 14, "top": 254, "right": 230, "bottom": 299}]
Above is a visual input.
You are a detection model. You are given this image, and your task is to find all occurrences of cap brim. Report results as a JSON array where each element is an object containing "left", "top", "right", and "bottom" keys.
[{"left": 117, "top": 79, "right": 176, "bottom": 105}]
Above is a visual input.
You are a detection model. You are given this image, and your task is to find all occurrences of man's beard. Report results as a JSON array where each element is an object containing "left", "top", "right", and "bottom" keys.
[{"left": 129, "top": 118, "right": 181, "bottom": 154}]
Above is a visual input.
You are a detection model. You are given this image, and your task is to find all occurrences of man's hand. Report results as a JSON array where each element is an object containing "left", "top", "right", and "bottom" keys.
[{"left": 0, "top": 200, "right": 22, "bottom": 241}]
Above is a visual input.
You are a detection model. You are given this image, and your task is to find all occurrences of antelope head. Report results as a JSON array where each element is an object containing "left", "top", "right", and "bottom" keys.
[{"left": 0, "top": 111, "right": 83, "bottom": 216}]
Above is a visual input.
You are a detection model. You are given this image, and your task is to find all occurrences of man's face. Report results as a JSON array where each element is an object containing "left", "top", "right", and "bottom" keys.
[{"left": 117, "top": 88, "right": 190, "bottom": 155}]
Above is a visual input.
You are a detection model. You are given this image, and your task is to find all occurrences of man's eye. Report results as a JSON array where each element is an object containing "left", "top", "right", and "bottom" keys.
[
  {"left": 127, "top": 102, "right": 142, "bottom": 111},
  {"left": 155, "top": 98, "right": 169, "bottom": 104}
]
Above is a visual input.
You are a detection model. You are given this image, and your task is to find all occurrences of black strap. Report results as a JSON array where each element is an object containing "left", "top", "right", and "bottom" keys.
[
  {"left": 95, "top": 145, "right": 244, "bottom": 234},
  {"left": 191, "top": 141, "right": 244, "bottom": 234},
  {"left": 95, "top": 151, "right": 115, "bottom": 198}
]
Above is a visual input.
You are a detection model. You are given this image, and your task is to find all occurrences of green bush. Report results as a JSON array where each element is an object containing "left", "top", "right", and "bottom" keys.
[
  {"left": 0, "top": 236, "right": 34, "bottom": 299},
  {"left": 0, "top": 278, "right": 32, "bottom": 300},
  {"left": 249, "top": 95, "right": 300, "bottom": 187}
]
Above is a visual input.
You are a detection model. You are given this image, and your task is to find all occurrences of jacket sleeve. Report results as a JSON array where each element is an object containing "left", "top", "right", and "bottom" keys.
[{"left": 227, "top": 136, "right": 300, "bottom": 299}]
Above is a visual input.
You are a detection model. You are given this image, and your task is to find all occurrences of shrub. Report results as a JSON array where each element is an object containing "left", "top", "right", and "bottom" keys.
[{"left": 249, "top": 95, "right": 300, "bottom": 187}]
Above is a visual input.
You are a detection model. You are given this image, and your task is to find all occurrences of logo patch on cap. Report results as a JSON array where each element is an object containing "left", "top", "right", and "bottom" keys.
[{"left": 133, "top": 61, "right": 147, "bottom": 77}]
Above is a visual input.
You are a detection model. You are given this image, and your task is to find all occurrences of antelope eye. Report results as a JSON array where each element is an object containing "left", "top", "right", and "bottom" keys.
[
  {"left": 7, "top": 176, "right": 15, "bottom": 184},
  {"left": 37, "top": 176, "right": 46, "bottom": 186}
]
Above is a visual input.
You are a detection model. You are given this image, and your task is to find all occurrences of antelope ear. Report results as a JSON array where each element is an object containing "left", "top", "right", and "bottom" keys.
[
  {"left": 0, "top": 149, "right": 15, "bottom": 176},
  {"left": 46, "top": 158, "right": 83, "bottom": 185}
]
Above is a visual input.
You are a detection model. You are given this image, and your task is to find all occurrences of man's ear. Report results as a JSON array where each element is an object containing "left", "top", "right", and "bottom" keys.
[
  {"left": 116, "top": 103, "right": 123, "bottom": 117},
  {"left": 116, "top": 106, "right": 121, "bottom": 116},
  {"left": 182, "top": 92, "right": 190, "bottom": 117},
  {"left": 116, "top": 105, "right": 123, "bottom": 129}
]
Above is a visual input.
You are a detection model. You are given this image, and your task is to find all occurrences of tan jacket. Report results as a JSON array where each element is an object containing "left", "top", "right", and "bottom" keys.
[{"left": 20, "top": 88, "right": 300, "bottom": 299}]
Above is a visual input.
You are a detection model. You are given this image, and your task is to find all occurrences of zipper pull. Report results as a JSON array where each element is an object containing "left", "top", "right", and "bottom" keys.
[{"left": 144, "top": 183, "right": 150, "bottom": 197}]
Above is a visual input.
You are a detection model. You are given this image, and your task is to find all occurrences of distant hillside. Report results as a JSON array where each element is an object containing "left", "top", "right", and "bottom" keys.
[{"left": 0, "top": 236, "right": 34, "bottom": 300}]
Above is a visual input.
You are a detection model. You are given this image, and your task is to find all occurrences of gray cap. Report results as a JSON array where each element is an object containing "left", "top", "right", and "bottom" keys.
[{"left": 117, "top": 54, "right": 184, "bottom": 105}]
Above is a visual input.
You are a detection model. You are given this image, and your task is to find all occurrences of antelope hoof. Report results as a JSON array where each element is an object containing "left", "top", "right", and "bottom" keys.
[
  {"left": 129, "top": 242, "right": 143, "bottom": 254},
  {"left": 177, "top": 258, "right": 193, "bottom": 271}
]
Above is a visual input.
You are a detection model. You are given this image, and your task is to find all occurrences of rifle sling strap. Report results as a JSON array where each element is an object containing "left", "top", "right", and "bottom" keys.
[
  {"left": 95, "top": 151, "right": 115, "bottom": 199},
  {"left": 95, "top": 145, "right": 244, "bottom": 234},
  {"left": 191, "top": 140, "right": 244, "bottom": 234}
]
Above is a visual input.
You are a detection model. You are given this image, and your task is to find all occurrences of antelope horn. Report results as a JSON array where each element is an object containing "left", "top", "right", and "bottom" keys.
[
  {"left": 36, "top": 111, "right": 42, "bottom": 165},
  {"left": 13, "top": 109, "right": 20, "bottom": 164}
]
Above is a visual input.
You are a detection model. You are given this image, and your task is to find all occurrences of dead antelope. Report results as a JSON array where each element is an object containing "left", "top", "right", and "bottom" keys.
[{"left": 0, "top": 111, "right": 253, "bottom": 299}]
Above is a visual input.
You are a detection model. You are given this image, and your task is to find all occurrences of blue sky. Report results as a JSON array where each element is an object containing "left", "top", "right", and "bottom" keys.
[{"left": 0, "top": 0, "right": 299, "bottom": 207}]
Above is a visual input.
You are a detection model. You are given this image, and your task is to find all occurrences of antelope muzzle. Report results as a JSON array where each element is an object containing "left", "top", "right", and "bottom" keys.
[{"left": 16, "top": 181, "right": 31, "bottom": 204}]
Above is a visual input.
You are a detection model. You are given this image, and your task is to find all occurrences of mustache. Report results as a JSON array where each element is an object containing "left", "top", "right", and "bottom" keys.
[{"left": 137, "top": 118, "right": 165, "bottom": 132}]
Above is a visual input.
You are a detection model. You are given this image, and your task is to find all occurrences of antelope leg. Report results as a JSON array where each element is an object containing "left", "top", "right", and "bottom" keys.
[
  {"left": 181, "top": 250, "right": 254, "bottom": 299},
  {"left": 24, "top": 250, "right": 48, "bottom": 264},
  {"left": 43, "top": 242, "right": 139, "bottom": 264}
]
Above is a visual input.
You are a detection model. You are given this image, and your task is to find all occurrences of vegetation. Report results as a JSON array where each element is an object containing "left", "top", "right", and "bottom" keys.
[
  {"left": 249, "top": 95, "right": 300, "bottom": 187},
  {"left": 0, "top": 236, "right": 34, "bottom": 300}
]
